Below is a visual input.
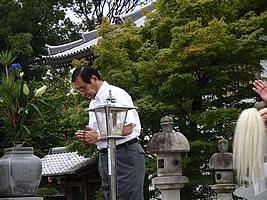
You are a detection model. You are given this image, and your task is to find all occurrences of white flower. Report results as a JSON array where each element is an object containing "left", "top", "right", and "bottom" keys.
[
  {"left": 69, "top": 88, "right": 77, "bottom": 95},
  {"left": 34, "top": 85, "right": 47, "bottom": 97},
  {"left": 23, "top": 83, "right": 29, "bottom": 96}
]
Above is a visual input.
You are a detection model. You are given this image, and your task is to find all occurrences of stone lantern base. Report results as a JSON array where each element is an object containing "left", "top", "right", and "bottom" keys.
[
  {"left": 211, "top": 184, "right": 236, "bottom": 200},
  {"left": 152, "top": 176, "right": 188, "bottom": 200},
  {"left": 0, "top": 197, "right": 43, "bottom": 200}
]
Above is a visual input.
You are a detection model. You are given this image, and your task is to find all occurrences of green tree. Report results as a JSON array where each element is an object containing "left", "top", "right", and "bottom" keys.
[
  {"left": 68, "top": 0, "right": 150, "bottom": 30},
  {"left": 93, "top": 0, "right": 267, "bottom": 199},
  {"left": 0, "top": 0, "right": 80, "bottom": 68}
]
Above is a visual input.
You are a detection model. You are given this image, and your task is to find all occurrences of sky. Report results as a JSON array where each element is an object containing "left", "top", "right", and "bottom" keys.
[
  {"left": 64, "top": 0, "right": 155, "bottom": 24},
  {"left": 65, "top": 8, "right": 82, "bottom": 23}
]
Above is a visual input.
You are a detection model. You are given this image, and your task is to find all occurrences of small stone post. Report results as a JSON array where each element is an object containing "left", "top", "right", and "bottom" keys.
[
  {"left": 209, "top": 138, "right": 235, "bottom": 200},
  {"left": 147, "top": 116, "right": 190, "bottom": 200}
]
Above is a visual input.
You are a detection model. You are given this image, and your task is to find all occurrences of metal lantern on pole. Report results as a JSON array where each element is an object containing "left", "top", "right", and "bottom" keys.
[{"left": 88, "top": 90, "right": 137, "bottom": 200}]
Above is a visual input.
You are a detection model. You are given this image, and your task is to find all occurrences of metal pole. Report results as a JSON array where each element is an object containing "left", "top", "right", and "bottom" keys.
[
  {"left": 106, "top": 106, "right": 118, "bottom": 200},
  {"left": 108, "top": 139, "right": 117, "bottom": 200}
]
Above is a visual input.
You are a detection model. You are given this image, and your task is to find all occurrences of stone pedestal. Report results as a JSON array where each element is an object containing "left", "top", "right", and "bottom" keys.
[
  {"left": 0, "top": 197, "right": 43, "bottom": 200},
  {"left": 209, "top": 139, "right": 235, "bottom": 199},
  {"left": 211, "top": 184, "right": 236, "bottom": 200},
  {"left": 152, "top": 176, "right": 188, "bottom": 200}
]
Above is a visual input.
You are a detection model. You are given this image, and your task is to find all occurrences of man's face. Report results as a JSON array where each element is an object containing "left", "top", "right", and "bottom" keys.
[{"left": 73, "top": 76, "right": 98, "bottom": 99}]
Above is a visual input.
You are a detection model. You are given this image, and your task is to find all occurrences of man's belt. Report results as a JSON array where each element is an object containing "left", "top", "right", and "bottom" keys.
[{"left": 99, "top": 138, "right": 139, "bottom": 154}]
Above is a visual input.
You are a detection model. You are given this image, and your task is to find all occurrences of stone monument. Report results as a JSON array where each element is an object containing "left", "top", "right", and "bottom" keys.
[
  {"left": 147, "top": 116, "right": 190, "bottom": 200},
  {"left": 209, "top": 138, "right": 235, "bottom": 200}
]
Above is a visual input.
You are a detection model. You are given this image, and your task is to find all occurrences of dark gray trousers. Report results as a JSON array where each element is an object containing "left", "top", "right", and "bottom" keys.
[{"left": 98, "top": 142, "right": 145, "bottom": 200}]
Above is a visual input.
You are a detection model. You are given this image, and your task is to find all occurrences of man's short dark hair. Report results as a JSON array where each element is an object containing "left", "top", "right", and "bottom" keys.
[{"left": 72, "top": 65, "right": 101, "bottom": 84}]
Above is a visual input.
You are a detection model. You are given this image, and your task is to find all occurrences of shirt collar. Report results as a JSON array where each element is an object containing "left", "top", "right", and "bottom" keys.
[{"left": 94, "top": 81, "right": 109, "bottom": 101}]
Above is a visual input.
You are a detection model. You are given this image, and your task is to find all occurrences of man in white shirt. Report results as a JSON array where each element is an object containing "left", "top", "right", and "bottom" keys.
[{"left": 72, "top": 65, "right": 145, "bottom": 200}]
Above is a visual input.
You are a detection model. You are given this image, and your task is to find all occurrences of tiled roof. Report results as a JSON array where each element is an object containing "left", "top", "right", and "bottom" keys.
[
  {"left": 41, "top": 149, "right": 92, "bottom": 176},
  {"left": 46, "top": 37, "right": 99, "bottom": 59},
  {"left": 44, "top": 30, "right": 98, "bottom": 59},
  {"left": 115, "top": 1, "right": 155, "bottom": 25},
  {"left": 44, "top": 1, "right": 155, "bottom": 62}
]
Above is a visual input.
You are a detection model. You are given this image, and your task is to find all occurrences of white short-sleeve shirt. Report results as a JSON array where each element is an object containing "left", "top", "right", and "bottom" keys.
[{"left": 88, "top": 81, "right": 141, "bottom": 150}]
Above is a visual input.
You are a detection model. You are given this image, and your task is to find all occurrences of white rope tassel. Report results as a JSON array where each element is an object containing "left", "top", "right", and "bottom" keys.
[{"left": 233, "top": 108, "right": 266, "bottom": 185}]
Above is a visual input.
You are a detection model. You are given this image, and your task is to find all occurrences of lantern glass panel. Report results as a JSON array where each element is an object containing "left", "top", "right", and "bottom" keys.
[
  {"left": 94, "top": 107, "right": 128, "bottom": 137},
  {"left": 94, "top": 109, "right": 107, "bottom": 136},
  {"left": 110, "top": 108, "right": 127, "bottom": 136}
]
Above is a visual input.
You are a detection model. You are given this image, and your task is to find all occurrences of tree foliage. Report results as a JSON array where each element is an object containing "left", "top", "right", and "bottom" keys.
[
  {"left": 68, "top": 0, "right": 152, "bottom": 30},
  {"left": 0, "top": 0, "right": 80, "bottom": 66},
  {"left": 0, "top": 0, "right": 266, "bottom": 199},
  {"left": 93, "top": 0, "right": 267, "bottom": 199}
]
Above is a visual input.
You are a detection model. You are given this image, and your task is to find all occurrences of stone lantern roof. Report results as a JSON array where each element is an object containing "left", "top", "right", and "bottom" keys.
[
  {"left": 147, "top": 116, "right": 190, "bottom": 153},
  {"left": 209, "top": 138, "right": 233, "bottom": 170}
]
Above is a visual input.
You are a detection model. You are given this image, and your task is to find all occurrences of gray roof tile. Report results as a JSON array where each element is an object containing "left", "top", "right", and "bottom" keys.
[
  {"left": 41, "top": 151, "right": 91, "bottom": 176},
  {"left": 44, "top": 1, "right": 155, "bottom": 59}
]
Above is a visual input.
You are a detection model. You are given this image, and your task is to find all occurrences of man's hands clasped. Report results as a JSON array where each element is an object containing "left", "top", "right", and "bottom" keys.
[{"left": 75, "top": 126, "right": 99, "bottom": 145}]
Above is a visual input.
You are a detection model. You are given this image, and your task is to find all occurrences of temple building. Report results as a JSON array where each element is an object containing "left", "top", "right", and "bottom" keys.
[
  {"left": 43, "top": 2, "right": 155, "bottom": 68},
  {"left": 41, "top": 147, "right": 100, "bottom": 200}
]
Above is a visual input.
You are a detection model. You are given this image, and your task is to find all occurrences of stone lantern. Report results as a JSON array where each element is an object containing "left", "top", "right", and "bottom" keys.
[
  {"left": 209, "top": 138, "right": 235, "bottom": 200},
  {"left": 147, "top": 116, "right": 190, "bottom": 200}
]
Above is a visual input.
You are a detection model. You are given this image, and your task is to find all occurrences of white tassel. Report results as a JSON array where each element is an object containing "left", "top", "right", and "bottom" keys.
[{"left": 233, "top": 108, "right": 266, "bottom": 185}]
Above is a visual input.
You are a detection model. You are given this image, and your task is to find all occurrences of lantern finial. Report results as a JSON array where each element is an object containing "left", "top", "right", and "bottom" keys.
[{"left": 106, "top": 90, "right": 116, "bottom": 104}]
